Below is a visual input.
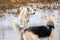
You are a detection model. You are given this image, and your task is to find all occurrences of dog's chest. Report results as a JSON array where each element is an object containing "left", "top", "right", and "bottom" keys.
[{"left": 22, "top": 14, "right": 30, "bottom": 21}]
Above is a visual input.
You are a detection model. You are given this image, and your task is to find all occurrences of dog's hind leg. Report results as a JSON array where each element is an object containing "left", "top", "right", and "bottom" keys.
[
  {"left": 24, "top": 31, "right": 35, "bottom": 40},
  {"left": 20, "top": 33, "right": 24, "bottom": 40}
]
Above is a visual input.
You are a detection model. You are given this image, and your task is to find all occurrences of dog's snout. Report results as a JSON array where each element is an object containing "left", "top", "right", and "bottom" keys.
[{"left": 33, "top": 12, "right": 35, "bottom": 14}]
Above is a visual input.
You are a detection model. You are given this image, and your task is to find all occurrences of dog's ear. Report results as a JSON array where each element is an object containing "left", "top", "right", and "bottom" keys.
[
  {"left": 18, "top": 7, "right": 24, "bottom": 13},
  {"left": 19, "top": 7, "right": 23, "bottom": 11},
  {"left": 20, "top": 7, "right": 22, "bottom": 11},
  {"left": 45, "top": 16, "right": 49, "bottom": 20}
]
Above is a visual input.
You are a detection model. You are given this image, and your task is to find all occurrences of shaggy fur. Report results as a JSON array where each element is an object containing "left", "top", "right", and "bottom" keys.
[{"left": 18, "top": 6, "right": 35, "bottom": 28}]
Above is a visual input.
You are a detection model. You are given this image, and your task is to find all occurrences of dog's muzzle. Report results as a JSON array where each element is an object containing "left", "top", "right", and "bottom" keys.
[
  {"left": 30, "top": 12, "right": 35, "bottom": 15},
  {"left": 33, "top": 12, "right": 35, "bottom": 14}
]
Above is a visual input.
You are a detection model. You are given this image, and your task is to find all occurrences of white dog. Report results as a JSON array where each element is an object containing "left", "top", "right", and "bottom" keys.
[
  {"left": 18, "top": 6, "right": 35, "bottom": 28},
  {"left": 12, "top": 7, "right": 35, "bottom": 29},
  {"left": 12, "top": 6, "right": 35, "bottom": 32}
]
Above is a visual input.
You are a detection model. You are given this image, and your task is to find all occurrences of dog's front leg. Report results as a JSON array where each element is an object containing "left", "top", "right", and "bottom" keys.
[
  {"left": 20, "top": 29, "right": 25, "bottom": 40},
  {"left": 49, "top": 29, "right": 55, "bottom": 40}
]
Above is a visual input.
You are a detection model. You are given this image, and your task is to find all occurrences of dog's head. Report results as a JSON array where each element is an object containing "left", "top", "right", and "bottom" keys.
[
  {"left": 19, "top": 6, "right": 35, "bottom": 15},
  {"left": 27, "top": 7, "right": 35, "bottom": 15}
]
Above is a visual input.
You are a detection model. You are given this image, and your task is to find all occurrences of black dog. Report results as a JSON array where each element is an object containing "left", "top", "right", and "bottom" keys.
[
  {"left": 24, "top": 25, "right": 54, "bottom": 38},
  {"left": 20, "top": 22, "right": 54, "bottom": 40}
]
